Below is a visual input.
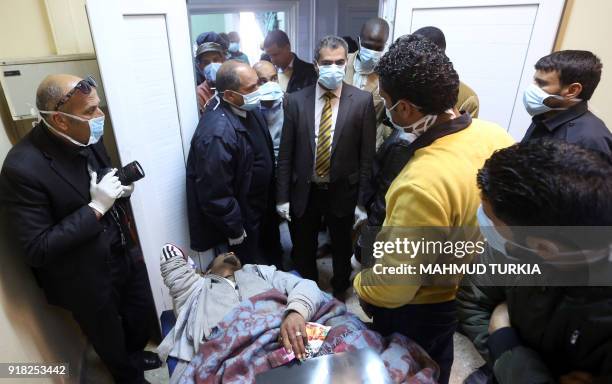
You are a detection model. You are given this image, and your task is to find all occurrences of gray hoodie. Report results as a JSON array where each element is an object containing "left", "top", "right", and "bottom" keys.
[{"left": 157, "top": 253, "right": 323, "bottom": 364}]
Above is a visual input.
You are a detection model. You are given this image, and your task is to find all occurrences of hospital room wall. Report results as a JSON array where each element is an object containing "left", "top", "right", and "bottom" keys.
[
  {"left": 554, "top": 0, "right": 612, "bottom": 127},
  {"left": 0, "top": 0, "right": 611, "bottom": 374}
]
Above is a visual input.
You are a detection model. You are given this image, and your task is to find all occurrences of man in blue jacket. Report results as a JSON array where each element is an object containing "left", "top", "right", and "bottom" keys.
[{"left": 186, "top": 61, "right": 279, "bottom": 269}]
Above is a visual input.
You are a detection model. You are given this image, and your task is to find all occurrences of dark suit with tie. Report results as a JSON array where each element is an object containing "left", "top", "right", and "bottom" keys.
[
  {"left": 277, "top": 82, "right": 376, "bottom": 292},
  {"left": 0, "top": 123, "right": 155, "bottom": 383}
]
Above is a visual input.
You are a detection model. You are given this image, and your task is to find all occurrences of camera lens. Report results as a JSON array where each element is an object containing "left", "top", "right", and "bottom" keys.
[{"left": 119, "top": 161, "right": 145, "bottom": 185}]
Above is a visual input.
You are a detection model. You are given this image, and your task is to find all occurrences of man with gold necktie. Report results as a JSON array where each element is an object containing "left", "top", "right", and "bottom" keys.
[{"left": 276, "top": 36, "right": 376, "bottom": 301}]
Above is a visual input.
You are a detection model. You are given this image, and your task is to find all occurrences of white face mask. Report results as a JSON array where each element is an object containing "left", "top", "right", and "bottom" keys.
[
  {"left": 384, "top": 99, "right": 438, "bottom": 135},
  {"left": 477, "top": 205, "right": 610, "bottom": 266},
  {"left": 225, "top": 88, "right": 262, "bottom": 111},
  {"left": 317, "top": 64, "right": 346, "bottom": 90},
  {"left": 39, "top": 110, "right": 105, "bottom": 146},
  {"left": 357, "top": 38, "right": 383, "bottom": 73},
  {"left": 522, "top": 83, "right": 581, "bottom": 116}
]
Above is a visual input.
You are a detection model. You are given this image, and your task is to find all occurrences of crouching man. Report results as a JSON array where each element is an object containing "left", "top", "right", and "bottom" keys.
[
  {"left": 157, "top": 244, "right": 323, "bottom": 379},
  {"left": 458, "top": 140, "right": 612, "bottom": 384}
]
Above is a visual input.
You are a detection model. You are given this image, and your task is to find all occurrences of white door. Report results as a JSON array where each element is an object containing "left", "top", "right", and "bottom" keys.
[
  {"left": 382, "top": 0, "right": 565, "bottom": 140},
  {"left": 86, "top": 0, "right": 199, "bottom": 317}
]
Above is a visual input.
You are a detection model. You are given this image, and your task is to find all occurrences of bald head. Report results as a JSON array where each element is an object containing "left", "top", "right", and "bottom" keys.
[
  {"left": 36, "top": 74, "right": 104, "bottom": 145},
  {"left": 218, "top": 60, "right": 259, "bottom": 107},
  {"left": 36, "top": 74, "right": 81, "bottom": 112},
  {"left": 216, "top": 60, "right": 255, "bottom": 93},
  {"left": 360, "top": 18, "right": 390, "bottom": 52},
  {"left": 253, "top": 60, "right": 278, "bottom": 84}
]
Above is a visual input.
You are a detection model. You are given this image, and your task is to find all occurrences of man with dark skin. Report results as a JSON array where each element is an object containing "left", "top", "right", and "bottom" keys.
[{"left": 344, "top": 18, "right": 390, "bottom": 149}]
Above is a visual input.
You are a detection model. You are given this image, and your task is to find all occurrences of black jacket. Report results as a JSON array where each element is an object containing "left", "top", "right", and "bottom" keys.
[
  {"left": 276, "top": 83, "right": 376, "bottom": 218},
  {"left": 522, "top": 101, "right": 612, "bottom": 156},
  {"left": 457, "top": 249, "right": 612, "bottom": 383},
  {"left": 0, "top": 123, "right": 131, "bottom": 313},
  {"left": 285, "top": 54, "right": 318, "bottom": 94},
  {"left": 186, "top": 100, "right": 275, "bottom": 251}
]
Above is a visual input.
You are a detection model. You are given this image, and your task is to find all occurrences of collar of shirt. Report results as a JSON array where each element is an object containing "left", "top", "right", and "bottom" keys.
[
  {"left": 277, "top": 55, "right": 295, "bottom": 73},
  {"left": 533, "top": 101, "right": 588, "bottom": 132},
  {"left": 41, "top": 121, "right": 86, "bottom": 159},
  {"left": 230, "top": 105, "right": 247, "bottom": 119},
  {"left": 316, "top": 81, "right": 343, "bottom": 100}
]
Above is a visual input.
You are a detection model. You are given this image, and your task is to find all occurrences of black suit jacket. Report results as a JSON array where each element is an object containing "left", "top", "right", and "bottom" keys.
[
  {"left": 186, "top": 100, "right": 275, "bottom": 251},
  {"left": 277, "top": 83, "right": 376, "bottom": 218},
  {"left": 522, "top": 101, "right": 612, "bottom": 156},
  {"left": 0, "top": 123, "right": 124, "bottom": 313},
  {"left": 286, "top": 54, "right": 318, "bottom": 94}
]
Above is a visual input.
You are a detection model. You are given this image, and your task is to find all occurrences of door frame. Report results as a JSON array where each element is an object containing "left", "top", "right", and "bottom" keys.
[
  {"left": 86, "top": 0, "right": 199, "bottom": 317},
  {"left": 187, "top": 1, "right": 300, "bottom": 59}
]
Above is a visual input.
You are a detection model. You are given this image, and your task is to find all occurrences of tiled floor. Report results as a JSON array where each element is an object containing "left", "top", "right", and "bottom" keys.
[{"left": 84, "top": 223, "right": 484, "bottom": 383}]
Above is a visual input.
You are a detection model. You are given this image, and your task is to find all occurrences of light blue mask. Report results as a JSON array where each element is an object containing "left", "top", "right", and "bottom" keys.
[
  {"left": 227, "top": 88, "right": 261, "bottom": 111},
  {"left": 228, "top": 42, "right": 240, "bottom": 53},
  {"left": 203, "top": 62, "right": 222, "bottom": 84},
  {"left": 476, "top": 204, "right": 609, "bottom": 265},
  {"left": 258, "top": 81, "right": 284, "bottom": 102},
  {"left": 40, "top": 110, "right": 105, "bottom": 146},
  {"left": 523, "top": 83, "right": 578, "bottom": 116},
  {"left": 477, "top": 205, "right": 509, "bottom": 255},
  {"left": 317, "top": 64, "right": 345, "bottom": 90},
  {"left": 358, "top": 39, "right": 383, "bottom": 73}
]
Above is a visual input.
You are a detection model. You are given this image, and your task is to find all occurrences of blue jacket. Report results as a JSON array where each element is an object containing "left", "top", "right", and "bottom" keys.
[{"left": 186, "top": 99, "right": 273, "bottom": 251}]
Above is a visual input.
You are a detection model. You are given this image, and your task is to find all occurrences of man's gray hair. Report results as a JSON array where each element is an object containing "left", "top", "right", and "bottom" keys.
[
  {"left": 36, "top": 82, "right": 64, "bottom": 111},
  {"left": 314, "top": 35, "right": 348, "bottom": 62}
]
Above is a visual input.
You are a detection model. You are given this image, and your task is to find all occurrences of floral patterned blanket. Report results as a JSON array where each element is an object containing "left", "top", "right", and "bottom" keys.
[{"left": 175, "top": 289, "right": 439, "bottom": 384}]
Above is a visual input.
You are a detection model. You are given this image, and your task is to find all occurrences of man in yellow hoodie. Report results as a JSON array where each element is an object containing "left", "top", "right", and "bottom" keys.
[{"left": 353, "top": 34, "right": 514, "bottom": 384}]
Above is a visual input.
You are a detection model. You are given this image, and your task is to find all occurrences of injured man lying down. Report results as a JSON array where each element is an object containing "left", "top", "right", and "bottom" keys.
[{"left": 157, "top": 244, "right": 438, "bottom": 384}]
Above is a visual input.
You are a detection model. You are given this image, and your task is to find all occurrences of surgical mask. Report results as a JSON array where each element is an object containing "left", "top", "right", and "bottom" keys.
[
  {"left": 476, "top": 205, "right": 609, "bottom": 266},
  {"left": 227, "top": 88, "right": 261, "bottom": 111},
  {"left": 357, "top": 40, "right": 383, "bottom": 73},
  {"left": 203, "top": 62, "right": 222, "bottom": 84},
  {"left": 39, "top": 110, "right": 105, "bottom": 146},
  {"left": 384, "top": 99, "right": 438, "bottom": 136},
  {"left": 258, "top": 81, "right": 284, "bottom": 102},
  {"left": 228, "top": 42, "right": 240, "bottom": 53},
  {"left": 317, "top": 64, "right": 345, "bottom": 90},
  {"left": 522, "top": 83, "right": 579, "bottom": 116}
]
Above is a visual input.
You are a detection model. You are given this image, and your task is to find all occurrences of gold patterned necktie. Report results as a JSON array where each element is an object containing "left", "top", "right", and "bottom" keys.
[{"left": 315, "top": 92, "right": 334, "bottom": 178}]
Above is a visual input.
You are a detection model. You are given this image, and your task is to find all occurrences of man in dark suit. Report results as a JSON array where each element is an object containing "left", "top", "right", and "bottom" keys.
[
  {"left": 0, "top": 74, "right": 156, "bottom": 383},
  {"left": 263, "top": 30, "right": 318, "bottom": 94},
  {"left": 186, "top": 61, "right": 280, "bottom": 268},
  {"left": 276, "top": 36, "right": 376, "bottom": 300}
]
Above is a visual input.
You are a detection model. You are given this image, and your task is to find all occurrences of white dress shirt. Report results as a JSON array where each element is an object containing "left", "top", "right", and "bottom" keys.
[
  {"left": 312, "top": 82, "right": 343, "bottom": 182},
  {"left": 278, "top": 56, "right": 295, "bottom": 92}
]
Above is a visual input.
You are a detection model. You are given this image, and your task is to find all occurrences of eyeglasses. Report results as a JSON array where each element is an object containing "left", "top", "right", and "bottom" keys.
[{"left": 54, "top": 75, "right": 97, "bottom": 111}]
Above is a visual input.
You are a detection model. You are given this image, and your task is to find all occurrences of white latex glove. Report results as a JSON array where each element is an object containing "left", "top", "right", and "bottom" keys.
[
  {"left": 121, "top": 183, "right": 135, "bottom": 198},
  {"left": 353, "top": 205, "right": 368, "bottom": 230},
  {"left": 88, "top": 169, "right": 122, "bottom": 215},
  {"left": 276, "top": 202, "right": 291, "bottom": 222},
  {"left": 228, "top": 230, "right": 247, "bottom": 246}
]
